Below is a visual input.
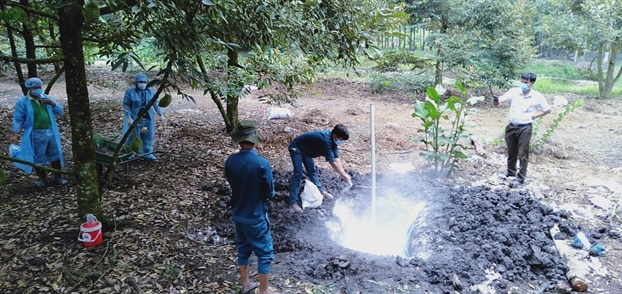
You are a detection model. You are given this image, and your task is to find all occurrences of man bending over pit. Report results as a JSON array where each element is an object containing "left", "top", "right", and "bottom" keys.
[{"left": 288, "top": 124, "right": 353, "bottom": 213}]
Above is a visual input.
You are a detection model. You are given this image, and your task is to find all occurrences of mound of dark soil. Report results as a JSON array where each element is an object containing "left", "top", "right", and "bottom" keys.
[{"left": 212, "top": 170, "right": 569, "bottom": 293}]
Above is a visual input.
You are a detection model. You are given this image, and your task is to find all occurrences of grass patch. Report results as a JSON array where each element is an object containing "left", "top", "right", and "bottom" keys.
[
  {"left": 368, "top": 72, "right": 434, "bottom": 94},
  {"left": 521, "top": 60, "right": 583, "bottom": 80},
  {"left": 533, "top": 77, "right": 622, "bottom": 96}
]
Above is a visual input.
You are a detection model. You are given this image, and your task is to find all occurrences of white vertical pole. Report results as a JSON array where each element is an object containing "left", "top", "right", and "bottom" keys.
[{"left": 370, "top": 104, "right": 376, "bottom": 231}]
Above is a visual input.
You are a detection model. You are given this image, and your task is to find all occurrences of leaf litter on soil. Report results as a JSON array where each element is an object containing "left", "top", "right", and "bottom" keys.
[{"left": 0, "top": 72, "right": 621, "bottom": 293}]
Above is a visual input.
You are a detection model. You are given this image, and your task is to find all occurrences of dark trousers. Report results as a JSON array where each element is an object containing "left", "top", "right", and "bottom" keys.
[
  {"left": 288, "top": 147, "right": 321, "bottom": 205},
  {"left": 35, "top": 159, "right": 62, "bottom": 180},
  {"left": 505, "top": 124, "right": 532, "bottom": 181}
]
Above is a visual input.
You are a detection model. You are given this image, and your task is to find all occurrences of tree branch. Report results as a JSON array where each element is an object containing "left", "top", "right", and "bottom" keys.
[
  {"left": 35, "top": 45, "right": 62, "bottom": 49},
  {"left": 98, "top": 0, "right": 138, "bottom": 16},
  {"left": 0, "top": 155, "right": 69, "bottom": 174},
  {"left": 45, "top": 65, "right": 65, "bottom": 94},
  {"left": 0, "top": 55, "right": 64, "bottom": 64},
  {"left": 0, "top": 0, "right": 58, "bottom": 20}
]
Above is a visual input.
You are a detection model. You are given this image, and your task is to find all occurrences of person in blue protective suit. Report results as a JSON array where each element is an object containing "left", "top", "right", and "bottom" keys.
[
  {"left": 288, "top": 124, "right": 353, "bottom": 213},
  {"left": 225, "top": 121, "right": 276, "bottom": 294},
  {"left": 10, "top": 77, "right": 67, "bottom": 188},
  {"left": 121, "top": 73, "right": 165, "bottom": 161}
]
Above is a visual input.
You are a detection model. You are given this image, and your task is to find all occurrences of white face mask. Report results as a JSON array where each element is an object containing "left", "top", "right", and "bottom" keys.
[{"left": 137, "top": 83, "right": 147, "bottom": 90}]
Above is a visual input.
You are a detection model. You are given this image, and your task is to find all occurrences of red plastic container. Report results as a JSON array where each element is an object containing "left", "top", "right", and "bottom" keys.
[{"left": 78, "top": 215, "right": 102, "bottom": 247}]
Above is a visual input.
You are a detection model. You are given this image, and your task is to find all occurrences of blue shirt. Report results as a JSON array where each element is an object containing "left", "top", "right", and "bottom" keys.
[
  {"left": 225, "top": 148, "right": 275, "bottom": 224},
  {"left": 289, "top": 130, "right": 339, "bottom": 162}
]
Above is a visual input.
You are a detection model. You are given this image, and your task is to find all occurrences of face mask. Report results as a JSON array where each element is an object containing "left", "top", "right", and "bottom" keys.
[
  {"left": 31, "top": 89, "right": 43, "bottom": 97},
  {"left": 335, "top": 140, "right": 342, "bottom": 146},
  {"left": 520, "top": 83, "right": 530, "bottom": 92},
  {"left": 137, "top": 83, "right": 147, "bottom": 90}
]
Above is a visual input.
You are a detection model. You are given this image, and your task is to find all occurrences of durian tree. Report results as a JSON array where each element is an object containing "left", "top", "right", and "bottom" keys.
[
  {"left": 0, "top": 0, "right": 401, "bottom": 224},
  {"left": 401, "top": 0, "right": 536, "bottom": 88},
  {"left": 540, "top": 0, "right": 622, "bottom": 99},
  {"left": 111, "top": 0, "right": 404, "bottom": 132},
  {"left": 0, "top": 0, "right": 141, "bottom": 226}
]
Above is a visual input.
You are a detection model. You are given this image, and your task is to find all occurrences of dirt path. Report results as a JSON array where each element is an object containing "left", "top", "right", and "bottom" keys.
[{"left": 0, "top": 69, "right": 621, "bottom": 293}]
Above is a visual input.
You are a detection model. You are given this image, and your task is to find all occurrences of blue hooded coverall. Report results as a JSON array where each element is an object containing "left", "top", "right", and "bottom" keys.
[
  {"left": 121, "top": 86, "right": 162, "bottom": 155},
  {"left": 12, "top": 94, "right": 65, "bottom": 174}
]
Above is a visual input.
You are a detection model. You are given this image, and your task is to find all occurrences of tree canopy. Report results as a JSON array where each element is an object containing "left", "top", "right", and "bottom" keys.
[
  {"left": 0, "top": 0, "right": 402, "bottom": 222},
  {"left": 541, "top": 0, "right": 622, "bottom": 98},
  {"left": 402, "top": 0, "right": 536, "bottom": 88}
]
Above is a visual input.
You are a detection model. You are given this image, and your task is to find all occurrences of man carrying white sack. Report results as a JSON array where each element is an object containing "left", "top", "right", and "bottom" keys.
[{"left": 288, "top": 124, "right": 353, "bottom": 213}]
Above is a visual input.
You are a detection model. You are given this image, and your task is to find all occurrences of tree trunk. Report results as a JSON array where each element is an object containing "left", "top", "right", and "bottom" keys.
[
  {"left": 48, "top": 22, "right": 62, "bottom": 72},
  {"left": 20, "top": 0, "right": 37, "bottom": 77},
  {"left": 6, "top": 25, "right": 27, "bottom": 94},
  {"left": 226, "top": 48, "right": 240, "bottom": 132},
  {"left": 435, "top": 48, "right": 443, "bottom": 86},
  {"left": 420, "top": 28, "right": 425, "bottom": 51},
  {"left": 196, "top": 56, "right": 233, "bottom": 130},
  {"left": 57, "top": 0, "right": 104, "bottom": 222},
  {"left": 601, "top": 39, "right": 621, "bottom": 99}
]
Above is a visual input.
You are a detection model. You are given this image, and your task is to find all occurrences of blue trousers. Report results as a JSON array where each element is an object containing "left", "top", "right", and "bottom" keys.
[
  {"left": 288, "top": 147, "right": 322, "bottom": 205},
  {"left": 235, "top": 217, "right": 274, "bottom": 274},
  {"left": 33, "top": 128, "right": 60, "bottom": 165}
]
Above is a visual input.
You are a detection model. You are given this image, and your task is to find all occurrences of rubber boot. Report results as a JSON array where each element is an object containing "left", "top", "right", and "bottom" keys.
[
  {"left": 35, "top": 168, "right": 47, "bottom": 188},
  {"left": 51, "top": 160, "right": 67, "bottom": 185}
]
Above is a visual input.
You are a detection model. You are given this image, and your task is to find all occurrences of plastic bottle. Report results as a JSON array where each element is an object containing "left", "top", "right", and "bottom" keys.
[
  {"left": 86, "top": 213, "right": 95, "bottom": 225},
  {"left": 575, "top": 232, "right": 591, "bottom": 249}
]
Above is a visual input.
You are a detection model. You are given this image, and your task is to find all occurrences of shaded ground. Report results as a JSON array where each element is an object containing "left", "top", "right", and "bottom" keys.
[{"left": 0, "top": 66, "right": 621, "bottom": 293}]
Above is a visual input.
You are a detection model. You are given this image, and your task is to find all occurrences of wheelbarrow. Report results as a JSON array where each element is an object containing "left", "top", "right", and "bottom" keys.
[
  {"left": 60, "top": 136, "right": 163, "bottom": 181},
  {"left": 93, "top": 138, "right": 161, "bottom": 176}
]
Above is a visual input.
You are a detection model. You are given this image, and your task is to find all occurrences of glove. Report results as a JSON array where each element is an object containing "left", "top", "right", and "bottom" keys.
[
  {"left": 10, "top": 133, "right": 18, "bottom": 144},
  {"left": 160, "top": 115, "right": 166, "bottom": 124},
  {"left": 345, "top": 174, "right": 353, "bottom": 188},
  {"left": 127, "top": 117, "right": 134, "bottom": 125}
]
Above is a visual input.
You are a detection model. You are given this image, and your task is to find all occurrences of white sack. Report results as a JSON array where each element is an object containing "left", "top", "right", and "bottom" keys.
[
  {"left": 300, "top": 180, "right": 323, "bottom": 209},
  {"left": 268, "top": 107, "right": 293, "bottom": 120},
  {"left": 553, "top": 96, "right": 568, "bottom": 107}
]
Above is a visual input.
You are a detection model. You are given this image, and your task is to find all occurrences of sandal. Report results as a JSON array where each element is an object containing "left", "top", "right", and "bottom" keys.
[{"left": 240, "top": 282, "right": 259, "bottom": 294}]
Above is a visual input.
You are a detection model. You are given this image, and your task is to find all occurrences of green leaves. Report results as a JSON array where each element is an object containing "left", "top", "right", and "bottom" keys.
[
  {"left": 413, "top": 100, "right": 429, "bottom": 119},
  {"left": 531, "top": 99, "right": 584, "bottom": 151},
  {"left": 109, "top": 52, "right": 144, "bottom": 72},
  {"left": 0, "top": 7, "right": 26, "bottom": 22},
  {"left": 404, "top": 0, "right": 535, "bottom": 89},
  {"left": 411, "top": 80, "right": 479, "bottom": 177}
]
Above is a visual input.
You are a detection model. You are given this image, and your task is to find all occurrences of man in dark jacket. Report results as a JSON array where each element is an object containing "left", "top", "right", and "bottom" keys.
[
  {"left": 288, "top": 124, "right": 353, "bottom": 213},
  {"left": 225, "top": 121, "right": 276, "bottom": 294}
]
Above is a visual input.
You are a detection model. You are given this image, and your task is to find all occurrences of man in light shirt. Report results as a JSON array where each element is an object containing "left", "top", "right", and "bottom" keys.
[{"left": 493, "top": 72, "right": 551, "bottom": 184}]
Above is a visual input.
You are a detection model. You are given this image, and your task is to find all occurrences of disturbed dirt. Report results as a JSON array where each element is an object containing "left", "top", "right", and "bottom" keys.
[{"left": 0, "top": 66, "right": 621, "bottom": 293}]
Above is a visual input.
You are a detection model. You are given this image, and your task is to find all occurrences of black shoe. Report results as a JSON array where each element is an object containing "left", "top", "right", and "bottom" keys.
[
  {"left": 515, "top": 178, "right": 525, "bottom": 185},
  {"left": 505, "top": 172, "right": 515, "bottom": 178}
]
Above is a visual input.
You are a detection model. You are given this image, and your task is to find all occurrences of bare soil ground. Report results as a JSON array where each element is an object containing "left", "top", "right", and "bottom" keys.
[{"left": 0, "top": 66, "right": 621, "bottom": 293}]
